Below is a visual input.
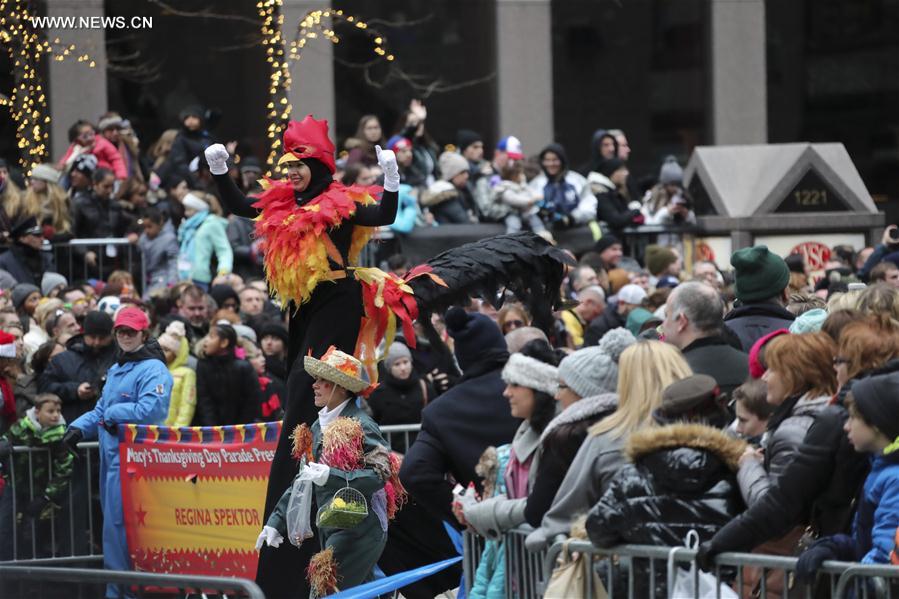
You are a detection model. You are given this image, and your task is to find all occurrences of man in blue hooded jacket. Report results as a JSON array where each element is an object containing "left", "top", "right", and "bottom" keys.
[{"left": 63, "top": 306, "right": 172, "bottom": 598}]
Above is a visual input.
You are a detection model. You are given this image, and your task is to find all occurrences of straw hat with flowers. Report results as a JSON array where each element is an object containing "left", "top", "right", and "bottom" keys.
[{"left": 303, "top": 346, "right": 368, "bottom": 394}]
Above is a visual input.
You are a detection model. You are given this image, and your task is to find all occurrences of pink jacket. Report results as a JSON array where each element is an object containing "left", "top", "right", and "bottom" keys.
[{"left": 58, "top": 135, "right": 128, "bottom": 179}]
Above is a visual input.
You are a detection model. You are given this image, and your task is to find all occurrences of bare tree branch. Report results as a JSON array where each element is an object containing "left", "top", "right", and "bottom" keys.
[
  {"left": 366, "top": 13, "right": 435, "bottom": 28},
  {"left": 146, "top": 0, "right": 259, "bottom": 26}
]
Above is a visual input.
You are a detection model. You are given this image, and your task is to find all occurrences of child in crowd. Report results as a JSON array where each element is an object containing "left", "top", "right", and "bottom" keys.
[
  {"left": 243, "top": 339, "right": 284, "bottom": 421},
  {"left": 796, "top": 370, "right": 899, "bottom": 581},
  {"left": 491, "top": 162, "right": 552, "bottom": 241},
  {"left": 193, "top": 323, "right": 261, "bottom": 426},
  {"left": 157, "top": 321, "right": 196, "bottom": 427},
  {"left": 367, "top": 342, "right": 431, "bottom": 452},
  {"left": 730, "top": 378, "right": 773, "bottom": 446},
  {"left": 0, "top": 393, "right": 73, "bottom": 559}
]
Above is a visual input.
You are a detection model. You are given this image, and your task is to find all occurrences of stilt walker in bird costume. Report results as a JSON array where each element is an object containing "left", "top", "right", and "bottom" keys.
[{"left": 206, "top": 117, "right": 573, "bottom": 597}]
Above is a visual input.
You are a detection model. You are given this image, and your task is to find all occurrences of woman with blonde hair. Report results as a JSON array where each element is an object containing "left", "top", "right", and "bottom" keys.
[
  {"left": 11, "top": 164, "right": 72, "bottom": 239},
  {"left": 526, "top": 339, "right": 692, "bottom": 549},
  {"left": 857, "top": 283, "right": 899, "bottom": 322},
  {"left": 496, "top": 303, "right": 530, "bottom": 336}
]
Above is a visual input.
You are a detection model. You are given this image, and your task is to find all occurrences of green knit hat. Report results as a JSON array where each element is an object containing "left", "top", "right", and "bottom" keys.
[
  {"left": 730, "top": 245, "right": 790, "bottom": 302},
  {"left": 645, "top": 245, "right": 678, "bottom": 277}
]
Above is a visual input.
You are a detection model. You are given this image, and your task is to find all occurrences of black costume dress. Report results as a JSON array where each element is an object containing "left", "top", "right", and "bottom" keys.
[{"left": 214, "top": 171, "right": 397, "bottom": 598}]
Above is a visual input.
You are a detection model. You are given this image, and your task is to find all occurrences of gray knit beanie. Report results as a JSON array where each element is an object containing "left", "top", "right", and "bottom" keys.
[
  {"left": 41, "top": 271, "right": 68, "bottom": 297},
  {"left": 11, "top": 283, "right": 40, "bottom": 310},
  {"left": 558, "top": 328, "right": 636, "bottom": 398},
  {"left": 385, "top": 341, "right": 412, "bottom": 370}
]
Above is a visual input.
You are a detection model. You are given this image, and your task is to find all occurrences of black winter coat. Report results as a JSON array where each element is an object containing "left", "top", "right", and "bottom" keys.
[
  {"left": 193, "top": 353, "right": 262, "bottom": 426},
  {"left": 524, "top": 393, "right": 617, "bottom": 527},
  {"left": 681, "top": 335, "right": 749, "bottom": 395},
  {"left": 38, "top": 335, "right": 117, "bottom": 423},
  {"left": 0, "top": 243, "right": 54, "bottom": 286},
  {"left": 161, "top": 127, "right": 212, "bottom": 189},
  {"left": 587, "top": 423, "right": 746, "bottom": 549},
  {"left": 724, "top": 302, "right": 795, "bottom": 352},
  {"left": 399, "top": 352, "right": 520, "bottom": 524},
  {"left": 595, "top": 188, "right": 640, "bottom": 236},
  {"left": 583, "top": 308, "right": 626, "bottom": 347},
  {"left": 368, "top": 371, "right": 432, "bottom": 452},
  {"left": 369, "top": 371, "right": 431, "bottom": 424},
  {"left": 72, "top": 193, "right": 126, "bottom": 240}
]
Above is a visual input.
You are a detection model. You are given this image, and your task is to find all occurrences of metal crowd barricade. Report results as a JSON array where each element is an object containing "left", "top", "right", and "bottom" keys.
[
  {"left": 0, "top": 564, "right": 264, "bottom": 598},
  {"left": 51, "top": 238, "right": 145, "bottom": 290},
  {"left": 538, "top": 539, "right": 876, "bottom": 599},
  {"left": 463, "top": 529, "right": 485, "bottom": 595},
  {"left": 505, "top": 525, "right": 547, "bottom": 599},
  {"left": 0, "top": 441, "right": 102, "bottom": 564},
  {"left": 834, "top": 564, "right": 899, "bottom": 598},
  {"left": 380, "top": 423, "right": 421, "bottom": 454}
]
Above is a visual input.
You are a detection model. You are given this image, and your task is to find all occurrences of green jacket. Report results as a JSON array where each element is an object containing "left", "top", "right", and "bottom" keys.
[
  {"left": 2, "top": 408, "right": 74, "bottom": 507},
  {"left": 268, "top": 399, "right": 389, "bottom": 591}
]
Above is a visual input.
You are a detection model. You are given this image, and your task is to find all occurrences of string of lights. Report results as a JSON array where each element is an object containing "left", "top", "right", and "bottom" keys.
[
  {"left": 261, "top": 2, "right": 396, "bottom": 175},
  {"left": 0, "top": 0, "right": 95, "bottom": 173}
]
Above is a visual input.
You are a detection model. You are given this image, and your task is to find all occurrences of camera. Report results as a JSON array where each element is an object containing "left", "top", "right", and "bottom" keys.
[{"left": 889, "top": 227, "right": 899, "bottom": 241}]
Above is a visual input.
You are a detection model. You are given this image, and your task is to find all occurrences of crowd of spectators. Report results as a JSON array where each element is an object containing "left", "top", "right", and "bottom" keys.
[{"left": 3, "top": 100, "right": 899, "bottom": 593}]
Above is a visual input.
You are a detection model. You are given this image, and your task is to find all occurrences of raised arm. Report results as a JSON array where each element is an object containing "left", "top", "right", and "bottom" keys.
[
  {"left": 205, "top": 144, "right": 259, "bottom": 218},
  {"left": 352, "top": 145, "right": 399, "bottom": 226}
]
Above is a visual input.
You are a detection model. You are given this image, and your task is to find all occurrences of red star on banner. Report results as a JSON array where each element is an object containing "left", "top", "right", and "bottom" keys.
[{"left": 135, "top": 505, "right": 147, "bottom": 526}]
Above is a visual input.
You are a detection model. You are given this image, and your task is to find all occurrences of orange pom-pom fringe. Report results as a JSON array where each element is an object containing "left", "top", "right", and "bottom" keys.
[{"left": 307, "top": 546, "right": 339, "bottom": 597}]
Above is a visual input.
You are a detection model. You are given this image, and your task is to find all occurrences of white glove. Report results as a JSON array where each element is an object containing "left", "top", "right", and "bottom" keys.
[
  {"left": 301, "top": 462, "right": 331, "bottom": 487},
  {"left": 255, "top": 525, "right": 284, "bottom": 550},
  {"left": 204, "top": 143, "right": 230, "bottom": 176},
  {"left": 375, "top": 145, "right": 400, "bottom": 193}
]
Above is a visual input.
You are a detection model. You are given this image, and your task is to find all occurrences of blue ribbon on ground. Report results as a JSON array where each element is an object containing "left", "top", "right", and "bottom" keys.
[{"left": 325, "top": 555, "right": 463, "bottom": 599}]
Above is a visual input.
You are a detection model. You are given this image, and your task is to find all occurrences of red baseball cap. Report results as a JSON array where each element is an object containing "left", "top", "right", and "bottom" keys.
[{"left": 114, "top": 307, "right": 150, "bottom": 331}]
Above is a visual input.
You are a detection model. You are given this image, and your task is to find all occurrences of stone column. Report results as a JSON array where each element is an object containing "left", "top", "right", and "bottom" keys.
[
  {"left": 496, "top": 0, "right": 553, "bottom": 152},
  {"left": 281, "top": 0, "right": 335, "bottom": 126},
  {"left": 45, "top": 0, "right": 108, "bottom": 159},
  {"left": 709, "top": 0, "right": 767, "bottom": 144}
]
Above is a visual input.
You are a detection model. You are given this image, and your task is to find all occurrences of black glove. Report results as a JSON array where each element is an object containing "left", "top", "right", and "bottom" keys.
[
  {"left": 25, "top": 495, "right": 50, "bottom": 519},
  {"left": 795, "top": 537, "right": 840, "bottom": 584},
  {"left": 696, "top": 540, "right": 719, "bottom": 572},
  {"left": 61, "top": 427, "right": 83, "bottom": 458},
  {"left": 0, "top": 438, "right": 12, "bottom": 459}
]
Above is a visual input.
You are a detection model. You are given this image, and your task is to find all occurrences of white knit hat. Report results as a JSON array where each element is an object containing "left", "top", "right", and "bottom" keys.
[
  {"left": 30, "top": 164, "right": 61, "bottom": 184},
  {"left": 439, "top": 152, "right": 470, "bottom": 182},
  {"left": 558, "top": 328, "right": 636, "bottom": 398},
  {"left": 501, "top": 353, "right": 559, "bottom": 396},
  {"left": 157, "top": 320, "right": 186, "bottom": 355},
  {"left": 182, "top": 192, "right": 209, "bottom": 213}
]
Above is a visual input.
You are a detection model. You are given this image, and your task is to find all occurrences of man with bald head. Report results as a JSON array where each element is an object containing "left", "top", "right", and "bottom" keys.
[
  {"left": 561, "top": 285, "right": 606, "bottom": 349},
  {"left": 662, "top": 281, "right": 747, "bottom": 394}
]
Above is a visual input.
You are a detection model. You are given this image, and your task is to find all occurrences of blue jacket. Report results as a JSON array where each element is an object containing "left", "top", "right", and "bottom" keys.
[
  {"left": 389, "top": 184, "right": 421, "bottom": 234},
  {"left": 469, "top": 444, "right": 511, "bottom": 599},
  {"left": 854, "top": 451, "right": 899, "bottom": 564},
  {"left": 71, "top": 340, "right": 172, "bottom": 580}
]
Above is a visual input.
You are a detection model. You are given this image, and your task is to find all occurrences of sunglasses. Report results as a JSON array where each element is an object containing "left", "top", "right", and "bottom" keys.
[{"left": 504, "top": 320, "right": 525, "bottom": 331}]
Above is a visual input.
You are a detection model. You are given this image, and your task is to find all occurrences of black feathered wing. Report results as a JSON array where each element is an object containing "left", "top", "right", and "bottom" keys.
[{"left": 407, "top": 232, "right": 575, "bottom": 333}]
